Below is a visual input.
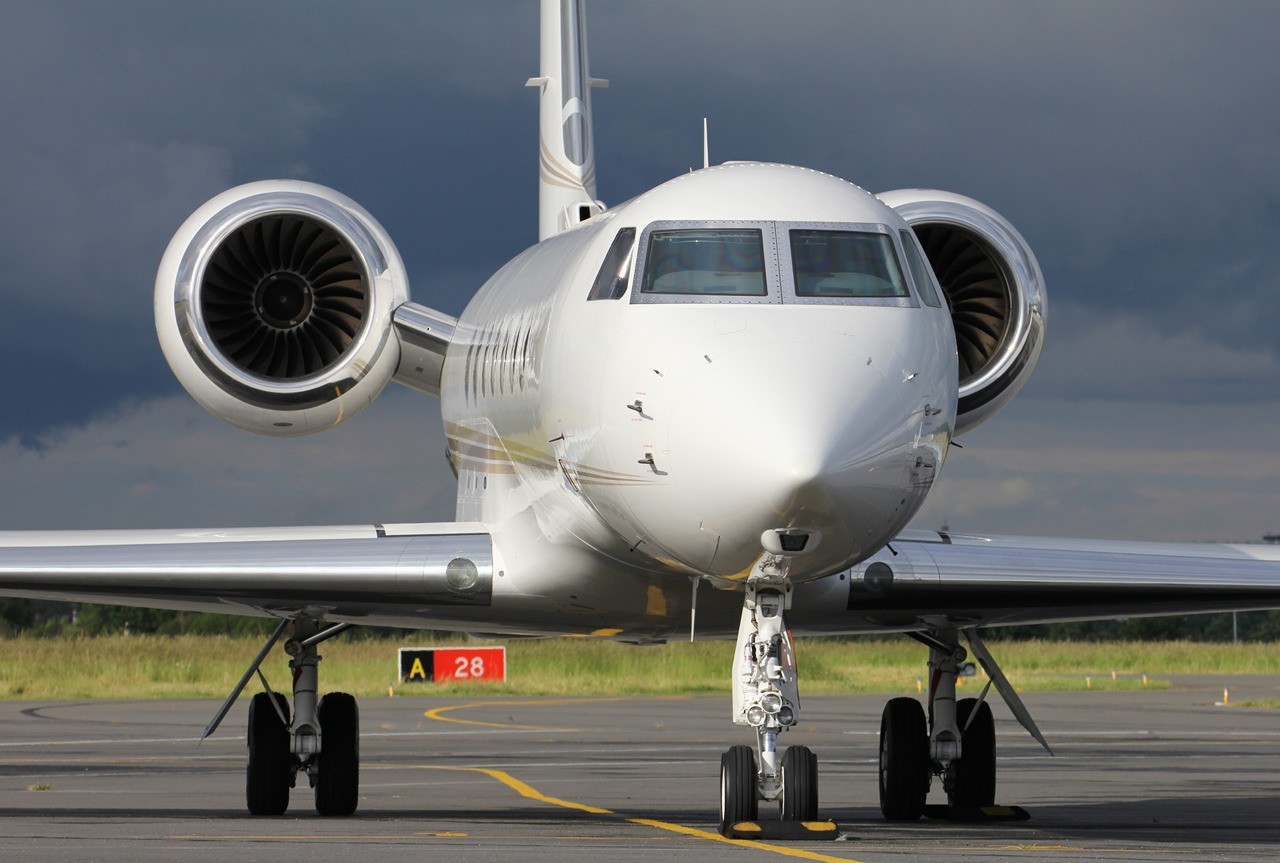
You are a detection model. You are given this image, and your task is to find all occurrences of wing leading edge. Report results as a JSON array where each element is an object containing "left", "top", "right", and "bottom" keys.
[
  {"left": 843, "top": 530, "right": 1280, "bottom": 630},
  {"left": 6, "top": 525, "right": 1280, "bottom": 635},
  {"left": 0, "top": 523, "right": 493, "bottom": 625}
]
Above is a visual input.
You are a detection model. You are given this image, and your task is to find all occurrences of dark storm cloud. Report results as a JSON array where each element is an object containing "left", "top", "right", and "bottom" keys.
[
  {"left": 0, "top": 1, "right": 537, "bottom": 433},
  {"left": 0, "top": 389, "right": 452, "bottom": 529},
  {"left": 1, "top": 1, "right": 1277, "bottom": 538},
  {"left": 593, "top": 2, "right": 1280, "bottom": 366}
]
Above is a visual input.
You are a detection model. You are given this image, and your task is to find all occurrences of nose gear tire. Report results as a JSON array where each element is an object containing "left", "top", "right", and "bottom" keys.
[
  {"left": 720, "top": 744, "right": 759, "bottom": 831},
  {"left": 780, "top": 744, "right": 819, "bottom": 821}
]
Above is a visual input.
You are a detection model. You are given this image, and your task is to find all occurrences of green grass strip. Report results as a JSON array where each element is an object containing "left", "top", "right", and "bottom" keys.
[{"left": 0, "top": 634, "right": 1273, "bottom": 700}]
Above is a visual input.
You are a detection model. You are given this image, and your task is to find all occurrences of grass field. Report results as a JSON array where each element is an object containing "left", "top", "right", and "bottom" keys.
[{"left": 0, "top": 634, "right": 1274, "bottom": 700}]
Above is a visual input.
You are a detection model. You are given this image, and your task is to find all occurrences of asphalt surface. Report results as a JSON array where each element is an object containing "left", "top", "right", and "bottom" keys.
[{"left": 2, "top": 676, "right": 1280, "bottom": 862}]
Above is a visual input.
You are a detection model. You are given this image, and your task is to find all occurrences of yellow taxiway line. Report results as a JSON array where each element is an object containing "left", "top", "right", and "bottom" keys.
[
  {"left": 416, "top": 695, "right": 861, "bottom": 861},
  {"left": 397, "top": 763, "right": 865, "bottom": 863},
  {"left": 422, "top": 695, "right": 689, "bottom": 730}
]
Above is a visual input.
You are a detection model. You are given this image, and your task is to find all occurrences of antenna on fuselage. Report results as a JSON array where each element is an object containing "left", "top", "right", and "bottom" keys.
[
  {"left": 526, "top": 0, "right": 607, "bottom": 241},
  {"left": 702, "top": 117, "right": 710, "bottom": 169}
]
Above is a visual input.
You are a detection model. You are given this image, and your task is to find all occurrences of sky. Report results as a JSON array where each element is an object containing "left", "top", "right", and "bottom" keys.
[{"left": 1, "top": 1, "right": 1278, "bottom": 543}]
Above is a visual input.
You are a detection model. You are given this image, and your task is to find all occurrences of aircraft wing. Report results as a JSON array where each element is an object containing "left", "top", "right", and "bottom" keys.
[
  {"left": 0, "top": 523, "right": 494, "bottom": 623},
  {"left": 845, "top": 530, "right": 1280, "bottom": 629},
  {"left": 5, "top": 522, "right": 1279, "bottom": 635}
]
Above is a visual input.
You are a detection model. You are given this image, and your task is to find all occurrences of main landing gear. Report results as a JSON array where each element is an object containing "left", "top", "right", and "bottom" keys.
[
  {"left": 236, "top": 619, "right": 361, "bottom": 816},
  {"left": 719, "top": 579, "right": 821, "bottom": 833},
  {"left": 877, "top": 627, "right": 997, "bottom": 820}
]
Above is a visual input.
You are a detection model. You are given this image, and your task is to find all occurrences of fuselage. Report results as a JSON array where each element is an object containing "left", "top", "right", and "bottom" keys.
[{"left": 441, "top": 163, "right": 957, "bottom": 586}]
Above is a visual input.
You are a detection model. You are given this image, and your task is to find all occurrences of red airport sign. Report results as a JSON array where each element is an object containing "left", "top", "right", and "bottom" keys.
[{"left": 398, "top": 646, "right": 506, "bottom": 683}]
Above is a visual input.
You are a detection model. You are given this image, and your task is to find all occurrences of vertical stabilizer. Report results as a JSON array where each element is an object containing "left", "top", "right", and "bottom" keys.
[{"left": 527, "top": 0, "right": 607, "bottom": 240}]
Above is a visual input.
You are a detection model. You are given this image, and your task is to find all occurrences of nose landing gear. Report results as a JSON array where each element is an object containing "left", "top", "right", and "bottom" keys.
[{"left": 719, "top": 578, "right": 832, "bottom": 836}]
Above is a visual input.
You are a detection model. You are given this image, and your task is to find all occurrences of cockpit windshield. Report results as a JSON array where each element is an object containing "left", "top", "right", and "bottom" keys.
[
  {"left": 629, "top": 220, "right": 922, "bottom": 307},
  {"left": 790, "top": 230, "right": 909, "bottom": 298},
  {"left": 640, "top": 229, "right": 767, "bottom": 296}
]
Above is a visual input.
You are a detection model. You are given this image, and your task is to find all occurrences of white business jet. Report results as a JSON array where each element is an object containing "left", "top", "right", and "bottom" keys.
[{"left": 3, "top": 0, "right": 1279, "bottom": 833}]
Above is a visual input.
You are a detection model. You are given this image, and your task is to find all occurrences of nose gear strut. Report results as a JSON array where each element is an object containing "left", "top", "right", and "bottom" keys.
[
  {"left": 733, "top": 582, "right": 799, "bottom": 803},
  {"left": 720, "top": 565, "right": 827, "bottom": 834}
]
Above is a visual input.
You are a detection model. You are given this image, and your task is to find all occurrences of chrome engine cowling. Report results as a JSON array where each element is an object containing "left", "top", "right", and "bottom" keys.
[
  {"left": 155, "top": 181, "right": 410, "bottom": 436},
  {"left": 880, "top": 189, "right": 1047, "bottom": 436}
]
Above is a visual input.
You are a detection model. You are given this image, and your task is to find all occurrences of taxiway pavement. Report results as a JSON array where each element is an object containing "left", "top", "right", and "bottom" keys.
[{"left": 2, "top": 676, "right": 1279, "bottom": 862}]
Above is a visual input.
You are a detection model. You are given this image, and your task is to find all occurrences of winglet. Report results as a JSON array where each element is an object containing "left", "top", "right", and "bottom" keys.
[{"left": 531, "top": 0, "right": 604, "bottom": 240}]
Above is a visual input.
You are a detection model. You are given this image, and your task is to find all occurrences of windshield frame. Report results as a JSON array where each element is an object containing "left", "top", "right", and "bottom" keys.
[
  {"left": 630, "top": 220, "right": 781, "bottom": 305},
  {"left": 629, "top": 220, "right": 923, "bottom": 307},
  {"left": 778, "top": 222, "right": 918, "bottom": 308}
]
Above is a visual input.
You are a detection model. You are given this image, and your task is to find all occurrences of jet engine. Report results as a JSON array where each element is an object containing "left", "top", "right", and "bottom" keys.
[
  {"left": 155, "top": 181, "right": 411, "bottom": 436},
  {"left": 880, "top": 189, "right": 1047, "bottom": 436}
]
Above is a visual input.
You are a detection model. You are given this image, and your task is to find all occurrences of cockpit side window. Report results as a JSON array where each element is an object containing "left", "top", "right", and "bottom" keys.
[
  {"left": 899, "top": 229, "right": 944, "bottom": 308},
  {"left": 789, "top": 230, "right": 909, "bottom": 298},
  {"left": 587, "top": 227, "right": 636, "bottom": 300},
  {"left": 640, "top": 229, "right": 767, "bottom": 296}
]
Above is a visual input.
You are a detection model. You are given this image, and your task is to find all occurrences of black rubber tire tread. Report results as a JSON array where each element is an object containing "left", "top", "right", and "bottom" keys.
[
  {"left": 950, "top": 698, "right": 996, "bottom": 811},
  {"left": 719, "top": 744, "right": 758, "bottom": 831},
  {"left": 879, "top": 696, "right": 930, "bottom": 821},
  {"left": 780, "top": 744, "right": 819, "bottom": 821},
  {"left": 246, "top": 692, "right": 291, "bottom": 816},
  {"left": 314, "top": 692, "right": 360, "bottom": 817}
]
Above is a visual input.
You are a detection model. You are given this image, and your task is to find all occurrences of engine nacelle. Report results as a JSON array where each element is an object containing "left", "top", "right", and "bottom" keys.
[
  {"left": 155, "top": 181, "right": 410, "bottom": 436},
  {"left": 880, "top": 189, "right": 1047, "bottom": 436}
]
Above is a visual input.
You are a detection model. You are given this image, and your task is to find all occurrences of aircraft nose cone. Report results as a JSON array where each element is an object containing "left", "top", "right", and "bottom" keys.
[{"left": 665, "top": 335, "right": 939, "bottom": 579}]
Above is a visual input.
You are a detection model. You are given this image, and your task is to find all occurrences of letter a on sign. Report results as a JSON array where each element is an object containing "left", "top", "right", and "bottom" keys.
[{"left": 398, "top": 647, "right": 437, "bottom": 682}]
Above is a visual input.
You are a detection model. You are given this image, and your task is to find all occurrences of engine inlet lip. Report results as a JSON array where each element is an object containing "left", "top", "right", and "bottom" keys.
[
  {"left": 898, "top": 207, "right": 1042, "bottom": 400},
  {"left": 173, "top": 191, "right": 396, "bottom": 408}
]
